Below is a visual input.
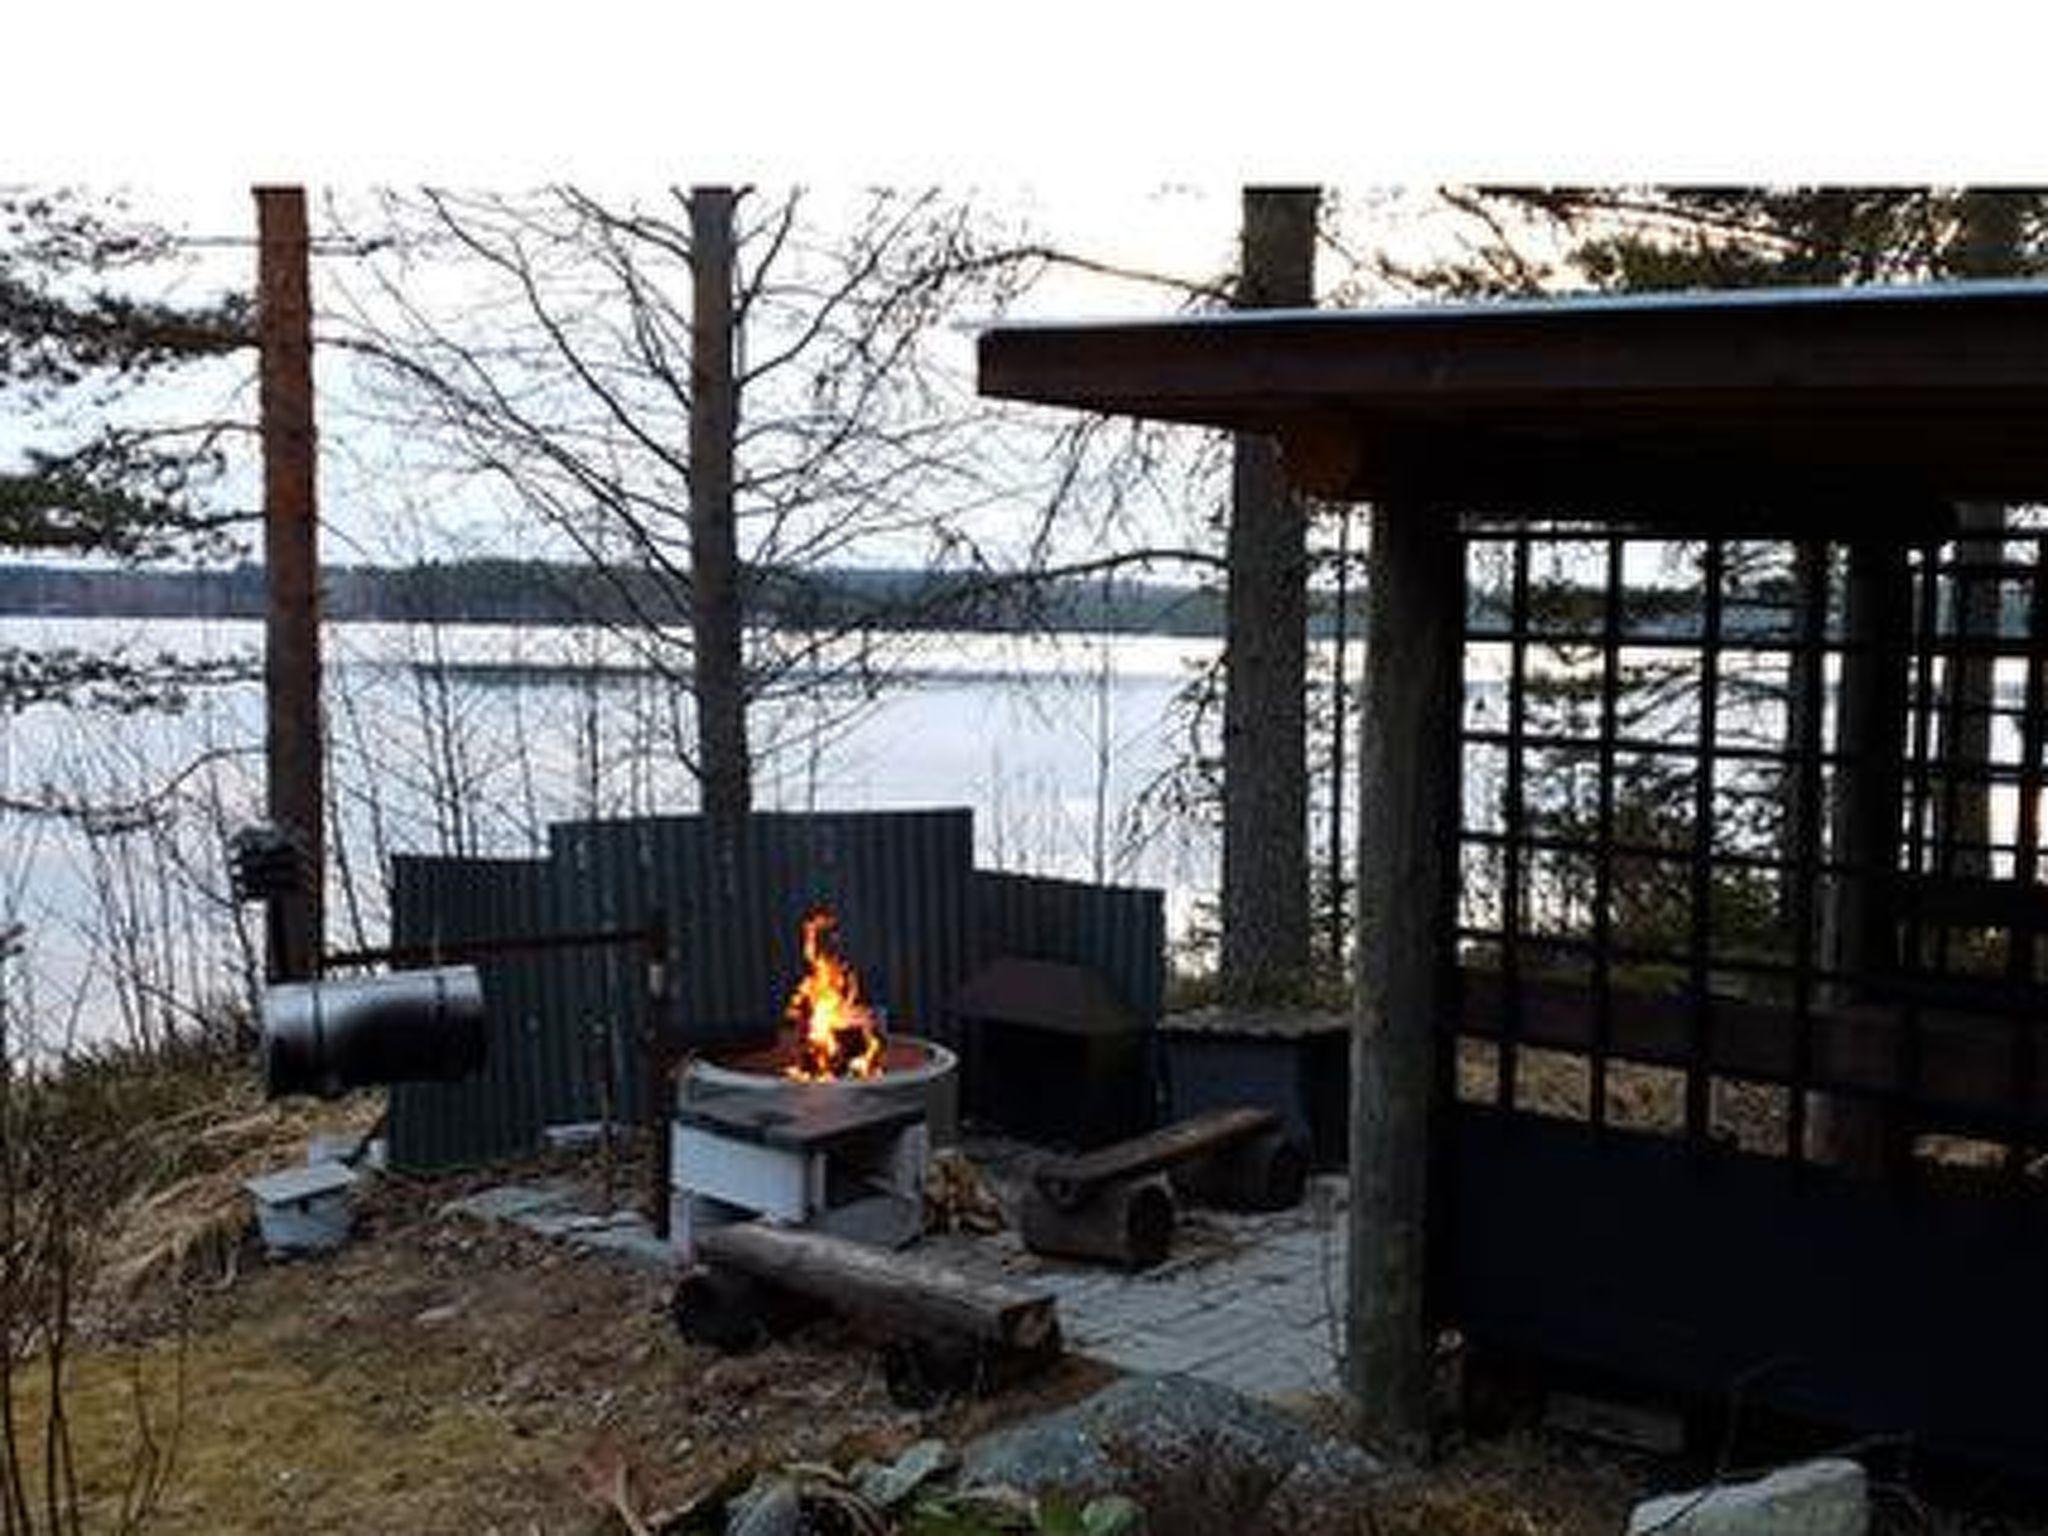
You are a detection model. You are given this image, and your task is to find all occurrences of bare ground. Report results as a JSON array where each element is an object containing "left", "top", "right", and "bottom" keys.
[
  {"left": 32, "top": 1132, "right": 2045, "bottom": 1534},
  {"left": 58, "top": 1165, "right": 1118, "bottom": 1533}
]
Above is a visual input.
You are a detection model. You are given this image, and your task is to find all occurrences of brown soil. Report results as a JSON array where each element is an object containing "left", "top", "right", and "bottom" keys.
[
  {"left": 42, "top": 1167, "right": 1112, "bottom": 1534},
  {"left": 31, "top": 1133, "right": 2045, "bottom": 1534}
]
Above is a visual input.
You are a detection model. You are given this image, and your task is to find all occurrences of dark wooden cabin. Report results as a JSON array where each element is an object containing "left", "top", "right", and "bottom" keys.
[{"left": 980, "top": 280, "right": 2048, "bottom": 1472}]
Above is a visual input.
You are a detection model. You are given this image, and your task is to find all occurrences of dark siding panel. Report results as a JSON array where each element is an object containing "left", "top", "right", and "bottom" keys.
[
  {"left": 387, "top": 854, "right": 574, "bottom": 1170},
  {"left": 548, "top": 808, "right": 976, "bottom": 1050},
  {"left": 972, "top": 870, "right": 1166, "bottom": 1023},
  {"left": 384, "top": 814, "right": 1113, "bottom": 1170}
]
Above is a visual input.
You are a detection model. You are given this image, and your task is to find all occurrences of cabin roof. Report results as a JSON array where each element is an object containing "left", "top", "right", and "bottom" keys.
[{"left": 977, "top": 279, "right": 2048, "bottom": 536}]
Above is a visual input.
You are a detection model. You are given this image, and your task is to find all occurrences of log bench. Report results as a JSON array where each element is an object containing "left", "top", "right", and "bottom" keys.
[
  {"left": 1019, "top": 1106, "right": 1308, "bottom": 1268},
  {"left": 673, "top": 1220, "right": 1062, "bottom": 1407}
]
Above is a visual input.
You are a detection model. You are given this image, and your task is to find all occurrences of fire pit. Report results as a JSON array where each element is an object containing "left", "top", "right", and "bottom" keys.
[
  {"left": 677, "top": 907, "right": 960, "bottom": 1144},
  {"left": 684, "top": 1036, "right": 960, "bottom": 1146},
  {"left": 669, "top": 906, "right": 962, "bottom": 1261}
]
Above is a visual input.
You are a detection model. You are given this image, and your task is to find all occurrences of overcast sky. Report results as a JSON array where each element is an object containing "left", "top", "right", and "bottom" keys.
[{"left": 9, "top": 183, "right": 1468, "bottom": 571}]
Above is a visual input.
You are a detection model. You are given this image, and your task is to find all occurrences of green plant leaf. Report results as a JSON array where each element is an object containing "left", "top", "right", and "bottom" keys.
[
  {"left": 1081, "top": 1494, "right": 1142, "bottom": 1536},
  {"left": 1035, "top": 1491, "right": 1086, "bottom": 1536}
]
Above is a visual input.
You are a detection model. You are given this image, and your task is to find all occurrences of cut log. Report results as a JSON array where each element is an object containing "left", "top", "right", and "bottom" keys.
[
  {"left": 694, "top": 1221, "right": 1059, "bottom": 1353},
  {"left": 1033, "top": 1107, "right": 1279, "bottom": 1210},
  {"left": 1171, "top": 1126, "right": 1308, "bottom": 1212},
  {"left": 1019, "top": 1173, "right": 1175, "bottom": 1269}
]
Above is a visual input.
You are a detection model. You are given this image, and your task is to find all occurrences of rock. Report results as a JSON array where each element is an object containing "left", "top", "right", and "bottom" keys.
[
  {"left": 726, "top": 1474, "right": 801, "bottom": 1536},
  {"left": 412, "top": 1302, "right": 462, "bottom": 1327},
  {"left": 1626, "top": 1458, "right": 1868, "bottom": 1536},
  {"left": 960, "top": 1373, "right": 1381, "bottom": 1525},
  {"left": 857, "top": 1438, "right": 955, "bottom": 1509}
]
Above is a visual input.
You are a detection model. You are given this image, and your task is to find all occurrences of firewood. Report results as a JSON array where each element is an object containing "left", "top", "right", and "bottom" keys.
[
  {"left": 1031, "top": 1107, "right": 1279, "bottom": 1210},
  {"left": 693, "top": 1221, "right": 1060, "bottom": 1353},
  {"left": 1170, "top": 1126, "right": 1308, "bottom": 1212},
  {"left": 1018, "top": 1173, "right": 1175, "bottom": 1269}
]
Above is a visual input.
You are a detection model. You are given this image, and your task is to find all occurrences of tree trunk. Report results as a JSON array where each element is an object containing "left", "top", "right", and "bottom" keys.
[
  {"left": 256, "top": 186, "right": 323, "bottom": 981},
  {"left": 1222, "top": 186, "right": 1317, "bottom": 1004},
  {"left": 689, "top": 186, "right": 749, "bottom": 835}
]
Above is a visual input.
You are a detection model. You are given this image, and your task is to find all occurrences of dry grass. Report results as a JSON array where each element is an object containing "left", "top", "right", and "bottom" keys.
[
  {"left": 94, "top": 1093, "right": 381, "bottom": 1307},
  {"left": 8, "top": 1036, "right": 2037, "bottom": 1533},
  {"left": 1454, "top": 1038, "right": 2037, "bottom": 1172},
  {"left": 65, "top": 1036, "right": 381, "bottom": 1318},
  {"left": 29, "top": 1171, "right": 1114, "bottom": 1534},
  {"left": 1458, "top": 1039, "right": 1791, "bottom": 1154}
]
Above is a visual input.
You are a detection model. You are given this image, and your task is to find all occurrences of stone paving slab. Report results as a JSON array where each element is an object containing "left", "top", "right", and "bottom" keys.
[
  {"left": 924, "top": 1171, "right": 1351, "bottom": 1407},
  {"left": 442, "top": 1181, "right": 676, "bottom": 1272},
  {"left": 440, "top": 1180, "right": 586, "bottom": 1223},
  {"left": 444, "top": 1162, "right": 1352, "bottom": 1407}
]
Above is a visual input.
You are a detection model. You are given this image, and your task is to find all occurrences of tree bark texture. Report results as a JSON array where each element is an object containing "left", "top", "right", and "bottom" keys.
[
  {"left": 1347, "top": 500, "right": 1461, "bottom": 1453},
  {"left": 696, "top": 1220, "right": 1060, "bottom": 1350},
  {"left": 1018, "top": 1174, "right": 1175, "bottom": 1270},
  {"left": 1222, "top": 185, "right": 1318, "bottom": 1004},
  {"left": 689, "top": 187, "right": 750, "bottom": 835},
  {"left": 256, "top": 186, "right": 323, "bottom": 981}
]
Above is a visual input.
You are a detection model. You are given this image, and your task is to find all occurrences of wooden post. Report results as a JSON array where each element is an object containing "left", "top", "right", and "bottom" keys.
[
  {"left": 1347, "top": 499, "right": 1462, "bottom": 1452},
  {"left": 256, "top": 186, "right": 322, "bottom": 980},
  {"left": 1811, "top": 539, "right": 1910, "bottom": 1169},
  {"left": 688, "top": 186, "right": 749, "bottom": 835}
]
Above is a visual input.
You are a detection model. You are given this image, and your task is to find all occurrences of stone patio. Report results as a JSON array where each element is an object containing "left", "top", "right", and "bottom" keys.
[
  {"left": 441, "top": 1153, "right": 1351, "bottom": 1410},
  {"left": 925, "top": 1158, "right": 1348, "bottom": 1408}
]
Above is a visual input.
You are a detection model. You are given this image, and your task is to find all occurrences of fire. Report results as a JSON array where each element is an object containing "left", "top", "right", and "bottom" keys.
[{"left": 781, "top": 907, "right": 886, "bottom": 1081}]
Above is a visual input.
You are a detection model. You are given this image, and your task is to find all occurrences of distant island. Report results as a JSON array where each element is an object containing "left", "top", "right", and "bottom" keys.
[{"left": 0, "top": 560, "right": 1370, "bottom": 640}]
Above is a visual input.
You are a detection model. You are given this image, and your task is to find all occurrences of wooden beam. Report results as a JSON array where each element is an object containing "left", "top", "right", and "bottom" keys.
[
  {"left": 1278, "top": 413, "right": 1957, "bottom": 534},
  {"left": 978, "top": 285, "right": 2048, "bottom": 511},
  {"left": 1812, "top": 540, "right": 1913, "bottom": 1169},
  {"left": 1456, "top": 970, "right": 2048, "bottom": 1125},
  {"left": 979, "top": 287, "right": 2048, "bottom": 423},
  {"left": 1280, "top": 416, "right": 1368, "bottom": 499},
  {"left": 1348, "top": 499, "right": 1463, "bottom": 1452},
  {"left": 1031, "top": 1105, "right": 1279, "bottom": 1208},
  {"left": 256, "top": 186, "right": 321, "bottom": 982}
]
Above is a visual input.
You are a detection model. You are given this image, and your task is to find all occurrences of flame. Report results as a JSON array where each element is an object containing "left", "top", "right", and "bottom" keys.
[{"left": 781, "top": 907, "right": 886, "bottom": 1081}]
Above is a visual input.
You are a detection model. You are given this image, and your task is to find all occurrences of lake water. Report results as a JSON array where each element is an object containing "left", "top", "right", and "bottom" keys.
[
  {"left": 0, "top": 618, "right": 1307, "bottom": 1048},
  {"left": 9, "top": 614, "right": 2035, "bottom": 1053}
]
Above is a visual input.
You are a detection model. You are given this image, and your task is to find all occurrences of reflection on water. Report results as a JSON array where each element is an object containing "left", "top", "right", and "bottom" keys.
[{"left": 0, "top": 619, "right": 1269, "bottom": 1047}]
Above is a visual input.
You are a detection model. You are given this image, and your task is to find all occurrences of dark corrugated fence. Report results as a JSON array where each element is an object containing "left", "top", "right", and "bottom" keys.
[
  {"left": 971, "top": 869, "right": 1165, "bottom": 1022},
  {"left": 387, "top": 853, "right": 623, "bottom": 1169},
  {"left": 387, "top": 810, "right": 1160, "bottom": 1171},
  {"left": 551, "top": 808, "right": 974, "bottom": 1045}
]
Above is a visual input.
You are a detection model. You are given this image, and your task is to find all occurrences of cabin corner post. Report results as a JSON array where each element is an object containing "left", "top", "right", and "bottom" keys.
[{"left": 1347, "top": 498, "right": 1462, "bottom": 1452}]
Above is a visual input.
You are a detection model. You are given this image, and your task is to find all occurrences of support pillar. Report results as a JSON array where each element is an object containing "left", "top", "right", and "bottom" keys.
[
  {"left": 1347, "top": 500, "right": 1462, "bottom": 1451},
  {"left": 1811, "top": 539, "right": 1910, "bottom": 1168}
]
